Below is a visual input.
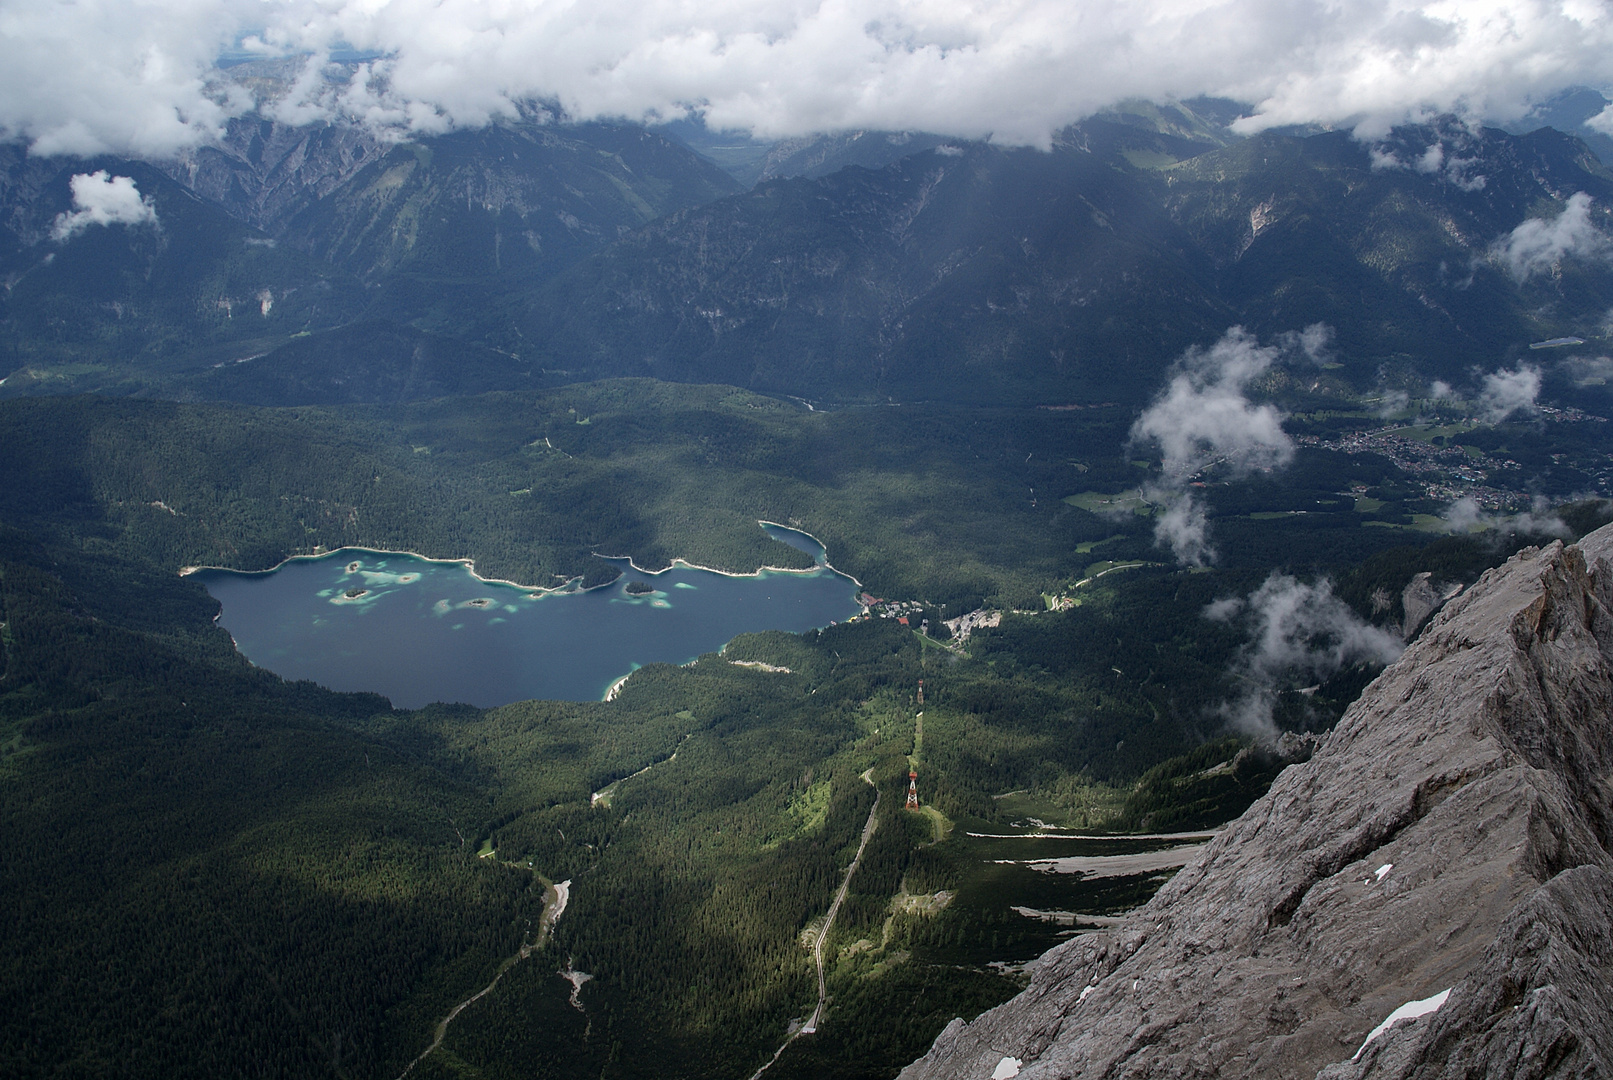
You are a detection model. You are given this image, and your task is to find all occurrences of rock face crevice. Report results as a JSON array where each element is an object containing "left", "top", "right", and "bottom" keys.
[{"left": 900, "top": 527, "right": 1613, "bottom": 1080}]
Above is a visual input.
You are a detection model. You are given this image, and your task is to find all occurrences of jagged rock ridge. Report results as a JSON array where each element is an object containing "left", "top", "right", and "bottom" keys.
[{"left": 901, "top": 525, "right": 1613, "bottom": 1079}]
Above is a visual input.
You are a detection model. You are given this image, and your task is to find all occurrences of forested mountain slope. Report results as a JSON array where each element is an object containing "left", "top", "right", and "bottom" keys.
[
  {"left": 7, "top": 113, "right": 1613, "bottom": 410},
  {"left": 0, "top": 148, "right": 369, "bottom": 392},
  {"left": 523, "top": 139, "right": 1229, "bottom": 405},
  {"left": 522, "top": 120, "right": 1613, "bottom": 406},
  {"left": 1, "top": 112, "right": 743, "bottom": 396},
  {"left": 1164, "top": 121, "right": 1613, "bottom": 382}
]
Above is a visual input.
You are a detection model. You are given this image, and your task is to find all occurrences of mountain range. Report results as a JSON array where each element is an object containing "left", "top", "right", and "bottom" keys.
[
  {"left": 5, "top": 92, "right": 1613, "bottom": 408},
  {"left": 6, "top": 83, "right": 1613, "bottom": 1080}
]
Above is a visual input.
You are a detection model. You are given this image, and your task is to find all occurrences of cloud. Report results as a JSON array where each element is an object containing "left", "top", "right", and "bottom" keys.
[
  {"left": 1477, "top": 363, "right": 1541, "bottom": 422},
  {"left": 1374, "top": 389, "right": 1411, "bottom": 418},
  {"left": 50, "top": 172, "right": 159, "bottom": 241},
  {"left": 1441, "top": 495, "right": 1569, "bottom": 537},
  {"left": 1131, "top": 326, "right": 1296, "bottom": 564},
  {"left": 1492, "top": 192, "right": 1611, "bottom": 282},
  {"left": 1147, "top": 489, "right": 1215, "bottom": 567},
  {"left": 5, "top": 1, "right": 1613, "bottom": 156},
  {"left": 1562, "top": 354, "right": 1613, "bottom": 387},
  {"left": 1277, "top": 322, "right": 1334, "bottom": 366},
  {"left": 1211, "top": 573, "right": 1404, "bottom": 743},
  {"left": 1588, "top": 103, "right": 1613, "bottom": 137},
  {"left": 1368, "top": 128, "right": 1488, "bottom": 190},
  {"left": 1132, "top": 327, "right": 1293, "bottom": 481}
]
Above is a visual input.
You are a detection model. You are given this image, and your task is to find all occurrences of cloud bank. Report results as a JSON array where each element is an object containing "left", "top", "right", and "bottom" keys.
[
  {"left": 50, "top": 172, "right": 159, "bottom": 241},
  {"left": 1130, "top": 326, "right": 1297, "bottom": 564},
  {"left": 5, "top": 1, "right": 1613, "bottom": 156},
  {"left": 1207, "top": 574, "right": 1404, "bottom": 742}
]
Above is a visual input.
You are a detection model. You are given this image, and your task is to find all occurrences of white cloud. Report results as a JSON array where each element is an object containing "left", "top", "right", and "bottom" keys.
[
  {"left": 1588, "top": 102, "right": 1613, "bottom": 137},
  {"left": 1367, "top": 125, "right": 1487, "bottom": 190},
  {"left": 1131, "top": 327, "right": 1294, "bottom": 482},
  {"left": 1277, "top": 322, "right": 1334, "bottom": 366},
  {"left": 50, "top": 172, "right": 159, "bottom": 241},
  {"left": 0, "top": 1, "right": 251, "bottom": 157},
  {"left": 1478, "top": 363, "right": 1541, "bottom": 422},
  {"left": 1562, "top": 354, "right": 1613, "bottom": 387},
  {"left": 1131, "top": 326, "right": 1297, "bottom": 565},
  {"left": 1147, "top": 487, "right": 1215, "bottom": 567},
  {"left": 1442, "top": 495, "right": 1569, "bottom": 536},
  {"left": 5, "top": 1, "right": 1613, "bottom": 156},
  {"left": 1493, "top": 192, "right": 1611, "bottom": 282},
  {"left": 1375, "top": 389, "right": 1411, "bottom": 417},
  {"left": 1214, "top": 573, "right": 1404, "bottom": 742}
]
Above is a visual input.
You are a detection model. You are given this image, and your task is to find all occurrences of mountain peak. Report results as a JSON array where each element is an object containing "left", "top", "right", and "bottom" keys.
[{"left": 902, "top": 525, "right": 1613, "bottom": 1079}]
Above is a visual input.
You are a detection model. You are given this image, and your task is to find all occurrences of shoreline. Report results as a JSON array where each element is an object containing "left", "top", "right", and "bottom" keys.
[
  {"left": 182, "top": 546, "right": 605, "bottom": 598},
  {"left": 597, "top": 519, "right": 865, "bottom": 590},
  {"left": 184, "top": 519, "right": 868, "bottom": 595},
  {"left": 179, "top": 546, "right": 585, "bottom": 596},
  {"left": 603, "top": 669, "right": 637, "bottom": 702}
]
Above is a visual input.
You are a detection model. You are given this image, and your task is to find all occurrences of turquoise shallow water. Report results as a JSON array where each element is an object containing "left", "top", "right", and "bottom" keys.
[{"left": 196, "top": 528, "right": 860, "bottom": 708}]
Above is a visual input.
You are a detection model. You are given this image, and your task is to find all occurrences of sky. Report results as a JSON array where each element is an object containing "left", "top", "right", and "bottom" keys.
[{"left": 4, "top": 0, "right": 1613, "bottom": 157}]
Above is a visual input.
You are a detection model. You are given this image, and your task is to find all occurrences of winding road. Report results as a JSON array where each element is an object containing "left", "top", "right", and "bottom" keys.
[
  {"left": 749, "top": 768, "right": 881, "bottom": 1080},
  {"left": 394, "top": 874, "right": 568, "bottom": 1080}
]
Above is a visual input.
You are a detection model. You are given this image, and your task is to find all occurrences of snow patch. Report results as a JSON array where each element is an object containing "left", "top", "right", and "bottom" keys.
[
  {"left": 1353, "top": 989, "right": 1451, "bottom": 1059},
  {"left": 1374, "top": 863, "right": 1393, "bottom": 882},
  {"left": 991, "top": 1056, "right": 1022, "bottom": 1080}
]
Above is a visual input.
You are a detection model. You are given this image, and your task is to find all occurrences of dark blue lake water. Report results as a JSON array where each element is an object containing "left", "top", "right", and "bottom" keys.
[{"left": 195, "top": 524, "right": 861, "bottom": 708}]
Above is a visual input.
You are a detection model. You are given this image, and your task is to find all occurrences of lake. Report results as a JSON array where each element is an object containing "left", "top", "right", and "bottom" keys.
[{"left": 193, "top": 524, "right": 862, "bottom": 708}]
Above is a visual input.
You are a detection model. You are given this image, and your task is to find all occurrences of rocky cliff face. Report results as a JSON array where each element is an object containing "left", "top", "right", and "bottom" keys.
[{"left": 902, "top": 527, "right": 1613, "bottom": 1080}]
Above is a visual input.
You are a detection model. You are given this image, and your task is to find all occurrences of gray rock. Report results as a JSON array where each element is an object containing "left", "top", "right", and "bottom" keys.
[
  {"left": 901, "top": 526, "right": 1613, "bottom": 1080},
  {"left": 1316, "top": 864, "right": 1613, "bottom": 1080},
  {"left": 1399, "top": 572, "right": 1442, "bottom": 640}
]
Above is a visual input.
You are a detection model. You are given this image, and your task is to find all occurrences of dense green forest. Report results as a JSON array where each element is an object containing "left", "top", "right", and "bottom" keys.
[
  {"left": 2, "top": 378, "right": 1568, "bottom": 604},
  {"left": 2, "top": 383, "right": 1604, "bottom": 1078},
  {"left": 6, "top": 88, "right": 1613, "bottom": 1080}
]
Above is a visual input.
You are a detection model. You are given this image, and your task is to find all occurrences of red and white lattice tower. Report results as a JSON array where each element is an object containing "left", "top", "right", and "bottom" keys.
[{"left": 905, "top": 768, "right": 919, "bottom": 810}]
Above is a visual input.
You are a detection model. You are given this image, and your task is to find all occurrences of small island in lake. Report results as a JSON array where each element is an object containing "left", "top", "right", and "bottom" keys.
[{"left": 624, "top": 581, "right": 657, "bottom": 596}]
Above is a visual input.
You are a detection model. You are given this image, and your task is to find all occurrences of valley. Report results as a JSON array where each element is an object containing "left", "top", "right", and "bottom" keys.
[
  {"left": 4, "top": 68, "right": 1613, "bottom": 1080},
  {"left": 2, "top": 371, "right": 1600, "bottom": 1078}
]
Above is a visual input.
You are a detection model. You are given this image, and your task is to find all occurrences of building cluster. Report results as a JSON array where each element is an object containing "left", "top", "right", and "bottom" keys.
[
  {"left": 1293, "top": 428, "right": 1516, "bottom": 481},
  {"left": 1294, "top": 421, "right": 1613, "bottom": 505}
]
